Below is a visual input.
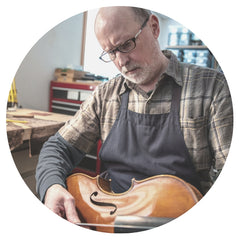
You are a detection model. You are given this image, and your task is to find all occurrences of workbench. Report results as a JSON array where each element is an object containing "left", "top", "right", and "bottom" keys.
[
  {"left": 7, "top": 108, "right": 102, "bottom": 197},
  {"left": 6, "top": 108, "right": 72, "bottom": 154}
]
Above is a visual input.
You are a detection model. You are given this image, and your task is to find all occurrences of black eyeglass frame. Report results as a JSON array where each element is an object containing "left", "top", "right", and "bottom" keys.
[{"left": 99, "top": 16, "right": 150, "bottom": 63}]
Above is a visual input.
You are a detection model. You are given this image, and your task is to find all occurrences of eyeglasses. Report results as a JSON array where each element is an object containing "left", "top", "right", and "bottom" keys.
[{"left": 99, "top": 16, "right": 150, "bottom": 63}]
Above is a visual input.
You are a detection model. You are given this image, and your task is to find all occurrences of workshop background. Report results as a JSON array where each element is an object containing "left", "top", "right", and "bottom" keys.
[{"left": 7, "top": 8, "right": 219, "bottom": 197}]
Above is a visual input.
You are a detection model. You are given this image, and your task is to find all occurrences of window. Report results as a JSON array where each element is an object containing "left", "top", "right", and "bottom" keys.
[{"left": 83, "top": 9, "right": 119, "bottom": 80}]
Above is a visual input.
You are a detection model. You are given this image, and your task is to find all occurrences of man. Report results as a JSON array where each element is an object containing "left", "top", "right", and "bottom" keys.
[{"left": 36, "top": 6, "right": 233, "bottom": 224}]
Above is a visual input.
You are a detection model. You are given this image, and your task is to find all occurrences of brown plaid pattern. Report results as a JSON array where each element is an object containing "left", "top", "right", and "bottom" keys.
[{"left": 59, "top": 51, "right": 233, "bottom": 193}]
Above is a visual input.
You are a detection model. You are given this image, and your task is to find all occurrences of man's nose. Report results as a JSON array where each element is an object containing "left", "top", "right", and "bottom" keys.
[{"left": 115, "top": 51, "right": 130, "bottom": 67}]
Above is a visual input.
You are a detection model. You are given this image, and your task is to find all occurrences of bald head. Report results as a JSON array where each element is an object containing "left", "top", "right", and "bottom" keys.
[
  {"left": 95, "top": 7, "right": 133, "bottom": 37},
  {"left": 94, "top": 7, "right": 151, "bottom": 38}
]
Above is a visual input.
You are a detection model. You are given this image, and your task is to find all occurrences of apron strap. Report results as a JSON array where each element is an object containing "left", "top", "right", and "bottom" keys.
[
  {"left": 170, "top": 82, "right": 182, "bottom": 116},
  {"left": 120, "top": 89, "right": 130, "bottom": 110}
]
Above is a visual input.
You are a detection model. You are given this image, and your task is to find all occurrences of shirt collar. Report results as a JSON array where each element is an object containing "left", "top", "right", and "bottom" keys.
[
  {"left": 163, "top": 50, "right": 183, "bottom": 86},
  {"left": 119, "top": 76, "right": 134, "bottom": 95},
  {"left": 119, "top": 50, "right": 183, "bottom": 95}
]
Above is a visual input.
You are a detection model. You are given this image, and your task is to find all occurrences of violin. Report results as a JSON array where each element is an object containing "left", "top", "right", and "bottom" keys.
[{"left": 66, "top": 173, "right": 202, "bottom": 233}]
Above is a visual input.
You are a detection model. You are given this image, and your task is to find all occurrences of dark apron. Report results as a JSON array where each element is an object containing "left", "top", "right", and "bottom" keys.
[{"left": 99, "top": 80, "right": 201, "bottom": 193}]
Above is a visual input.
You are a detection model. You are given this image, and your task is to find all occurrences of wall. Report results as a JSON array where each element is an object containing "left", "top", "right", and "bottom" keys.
[
  {"left": 15, "top": 13, "right": 84, "bottom": 111},
  {"left": 14, "top": 10, "right": 181, "bottom": 112}
]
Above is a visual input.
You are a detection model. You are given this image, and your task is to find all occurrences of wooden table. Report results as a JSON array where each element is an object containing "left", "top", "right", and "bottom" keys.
[{"left": 6, "top": 108, "right": 72, "bottom": 154}]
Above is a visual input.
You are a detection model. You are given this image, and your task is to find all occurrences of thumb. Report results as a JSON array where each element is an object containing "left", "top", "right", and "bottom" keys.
[{"left": 64, "top": 198, "right": 81, "bottom": 224}]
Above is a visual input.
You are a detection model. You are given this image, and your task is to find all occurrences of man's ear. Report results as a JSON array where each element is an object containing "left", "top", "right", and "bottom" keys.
[{"left": 149, "top": 15, "right": 160, "bottom": 39}]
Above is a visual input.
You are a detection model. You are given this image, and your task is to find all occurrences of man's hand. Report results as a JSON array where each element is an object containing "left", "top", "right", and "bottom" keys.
[{"left": 44, "top": 184, "right": 81, "bottom": 224}]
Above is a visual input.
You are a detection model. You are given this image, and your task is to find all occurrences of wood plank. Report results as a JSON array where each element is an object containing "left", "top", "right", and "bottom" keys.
[{"left": 7, "top": 108, "right": 72, "bottom": 122}]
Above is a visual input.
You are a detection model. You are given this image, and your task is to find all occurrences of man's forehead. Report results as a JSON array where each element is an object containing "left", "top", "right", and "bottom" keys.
[
  {"left": 95, "top": 9, "right": 140, "bottom": 50},
  {"left": 99, "top": 26, "right": 136, "bottom": 52}
]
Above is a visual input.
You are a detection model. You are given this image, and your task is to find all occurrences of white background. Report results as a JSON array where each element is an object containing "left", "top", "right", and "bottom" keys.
[{"left": 1, "top": 0, "right": 239, "bottom": 239}]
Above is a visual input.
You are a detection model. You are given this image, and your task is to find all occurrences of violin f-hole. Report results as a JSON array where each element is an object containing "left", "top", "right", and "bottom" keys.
[{"left": 90, "top": 191, "right": 117, "bottom": 215}]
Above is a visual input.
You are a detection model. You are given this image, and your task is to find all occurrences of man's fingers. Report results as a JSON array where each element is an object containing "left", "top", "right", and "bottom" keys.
[
  {"left": 64, "top": 197, "right": 81, "bottom": 223},
  {"left": 44, "top": 184, "right": 81, "bottom": 224}
]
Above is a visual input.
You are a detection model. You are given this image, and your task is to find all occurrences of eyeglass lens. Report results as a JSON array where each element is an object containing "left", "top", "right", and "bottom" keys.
[{"left": 102, "top": 39, "right": 136, "bottom": 62}]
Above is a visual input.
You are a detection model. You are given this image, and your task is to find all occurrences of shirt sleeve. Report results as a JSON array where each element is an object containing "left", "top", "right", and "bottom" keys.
[
  {"left": 35, "top": 132, "right": 85, "bottom": 202},
  {"left": 58, "top": 88, "right": 101, "bottom": 153},
  {"left": 208, "top": 72, "right": 233, "bottom": 170}
]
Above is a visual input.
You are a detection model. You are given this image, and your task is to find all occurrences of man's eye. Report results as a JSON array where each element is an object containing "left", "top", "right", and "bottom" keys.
[
  {"left": 108, "top": 51, "right": 115, "bottom": 57},
  {"left": 119, "top": 40, "right": 134, "bottom": 52}
]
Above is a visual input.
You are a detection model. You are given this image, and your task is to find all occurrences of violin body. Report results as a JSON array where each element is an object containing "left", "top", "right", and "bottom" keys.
[{"left": 66, "top": 173, "right": 202, "bottom": 233}]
